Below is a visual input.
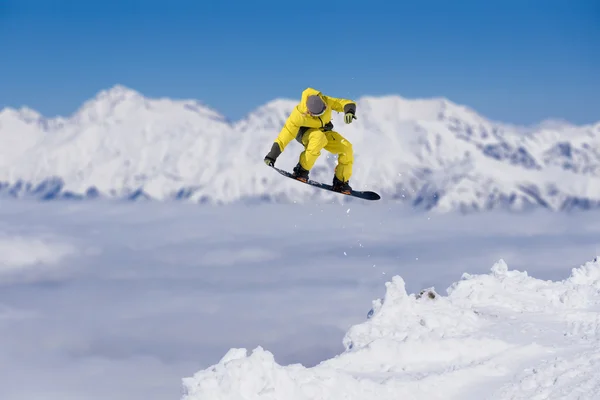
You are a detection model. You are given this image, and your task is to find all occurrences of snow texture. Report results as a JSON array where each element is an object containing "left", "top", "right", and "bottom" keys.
[
  {"left": 1, "top": 85, "right": 600, "bottom": 212},
  {"left": 182, "top": 257, "right": 600, "bottom": 400}
]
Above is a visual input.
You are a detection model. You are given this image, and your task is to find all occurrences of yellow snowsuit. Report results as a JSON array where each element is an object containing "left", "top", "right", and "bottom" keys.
[{"left": 266, "top": 87, "right": 356, "bottom": 182}]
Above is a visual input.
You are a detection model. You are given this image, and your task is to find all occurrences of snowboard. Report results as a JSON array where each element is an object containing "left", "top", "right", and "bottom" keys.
[{"left": 268, "top": 165, "right": 381, "bottom": 201}]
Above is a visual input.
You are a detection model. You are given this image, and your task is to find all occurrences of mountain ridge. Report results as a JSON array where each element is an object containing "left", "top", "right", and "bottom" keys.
[{"left": 1, "top": 84, "right": 599, "bottom": 212}]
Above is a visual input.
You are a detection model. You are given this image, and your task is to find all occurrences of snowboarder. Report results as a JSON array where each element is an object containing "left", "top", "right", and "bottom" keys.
[{"left": 263, "top": 87, "right": 357, "bottom": 194}]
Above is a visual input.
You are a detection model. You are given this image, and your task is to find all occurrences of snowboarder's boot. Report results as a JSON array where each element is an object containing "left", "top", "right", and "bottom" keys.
[
  {"left": 292, "top": 163, "right": 309, "bottom": 182},
  {"left": 333, "top": 175, "right": 352, "bottom": 194}
]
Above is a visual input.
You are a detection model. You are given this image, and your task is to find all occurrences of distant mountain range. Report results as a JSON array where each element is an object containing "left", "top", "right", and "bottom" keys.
[{"left": 1, "top": 85, "right": 599, "bottom": 212}]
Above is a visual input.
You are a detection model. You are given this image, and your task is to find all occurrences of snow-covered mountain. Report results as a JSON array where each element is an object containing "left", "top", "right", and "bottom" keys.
[{"left": 1, "top": 84, "right": 599, "bottom": 212}]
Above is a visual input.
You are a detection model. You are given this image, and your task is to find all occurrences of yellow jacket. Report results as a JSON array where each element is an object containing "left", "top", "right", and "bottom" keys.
[{"left": 271, "top": 87, "right": 356, "bottom": 155}]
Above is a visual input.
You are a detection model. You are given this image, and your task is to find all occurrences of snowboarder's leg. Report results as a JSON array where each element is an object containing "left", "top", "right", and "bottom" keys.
[
  {"left": 324, "top": 131, "right": 353, "bottom": 193},
  {"left": 296, "top": 129, "right": 328, "bottom": 181}
]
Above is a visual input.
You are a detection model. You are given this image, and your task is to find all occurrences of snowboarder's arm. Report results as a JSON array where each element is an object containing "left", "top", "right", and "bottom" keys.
[
  {"left": 265, "top": 113, "right": 301, "bottom": 162},
  {"left": 323, "top": 95, "right": 356, "bottom": 115},
  {"left": 274, "top": 116, "right": 298, "bottom": 152}
]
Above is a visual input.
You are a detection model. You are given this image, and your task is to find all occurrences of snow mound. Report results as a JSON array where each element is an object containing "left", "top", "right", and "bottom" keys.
[{"left": 181, "top": 257, "right": 600, "bottom": 400}]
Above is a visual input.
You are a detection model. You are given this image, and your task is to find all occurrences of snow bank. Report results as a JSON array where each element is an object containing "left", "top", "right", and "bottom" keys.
[{"left": 181, "top": 257, "right": 600, "bottom": 400}]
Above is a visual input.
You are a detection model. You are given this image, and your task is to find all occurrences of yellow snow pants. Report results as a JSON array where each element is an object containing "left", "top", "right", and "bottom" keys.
[{"left": 299, "top": 128, "right": 353, "bottom": 182}]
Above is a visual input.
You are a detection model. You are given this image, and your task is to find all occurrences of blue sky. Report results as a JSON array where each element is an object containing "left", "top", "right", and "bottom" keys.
[{"left": 1, "top": 0, "right": 598, "bottom": 125}]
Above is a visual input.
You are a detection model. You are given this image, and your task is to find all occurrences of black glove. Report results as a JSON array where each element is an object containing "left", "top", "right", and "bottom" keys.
[
  {"left": 264, "top": 142, "right": 281, "bottom": 167},
  {"left": 321, "top": 121, "right": 334, "bottom": 132},
  {"left": 264, "top": 156, "right": 275, "bottom": 167},
  {"left": 344, "top": 112, "right": 356, "bottom": 124}
]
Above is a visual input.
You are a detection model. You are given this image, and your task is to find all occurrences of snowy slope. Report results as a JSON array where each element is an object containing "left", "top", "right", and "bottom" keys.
[
  {"left": 1, "top": 85, "right": 599, "bottom": 212},
  {"left": 182, "top": 257, "right": 600, "bottom": 400}
]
